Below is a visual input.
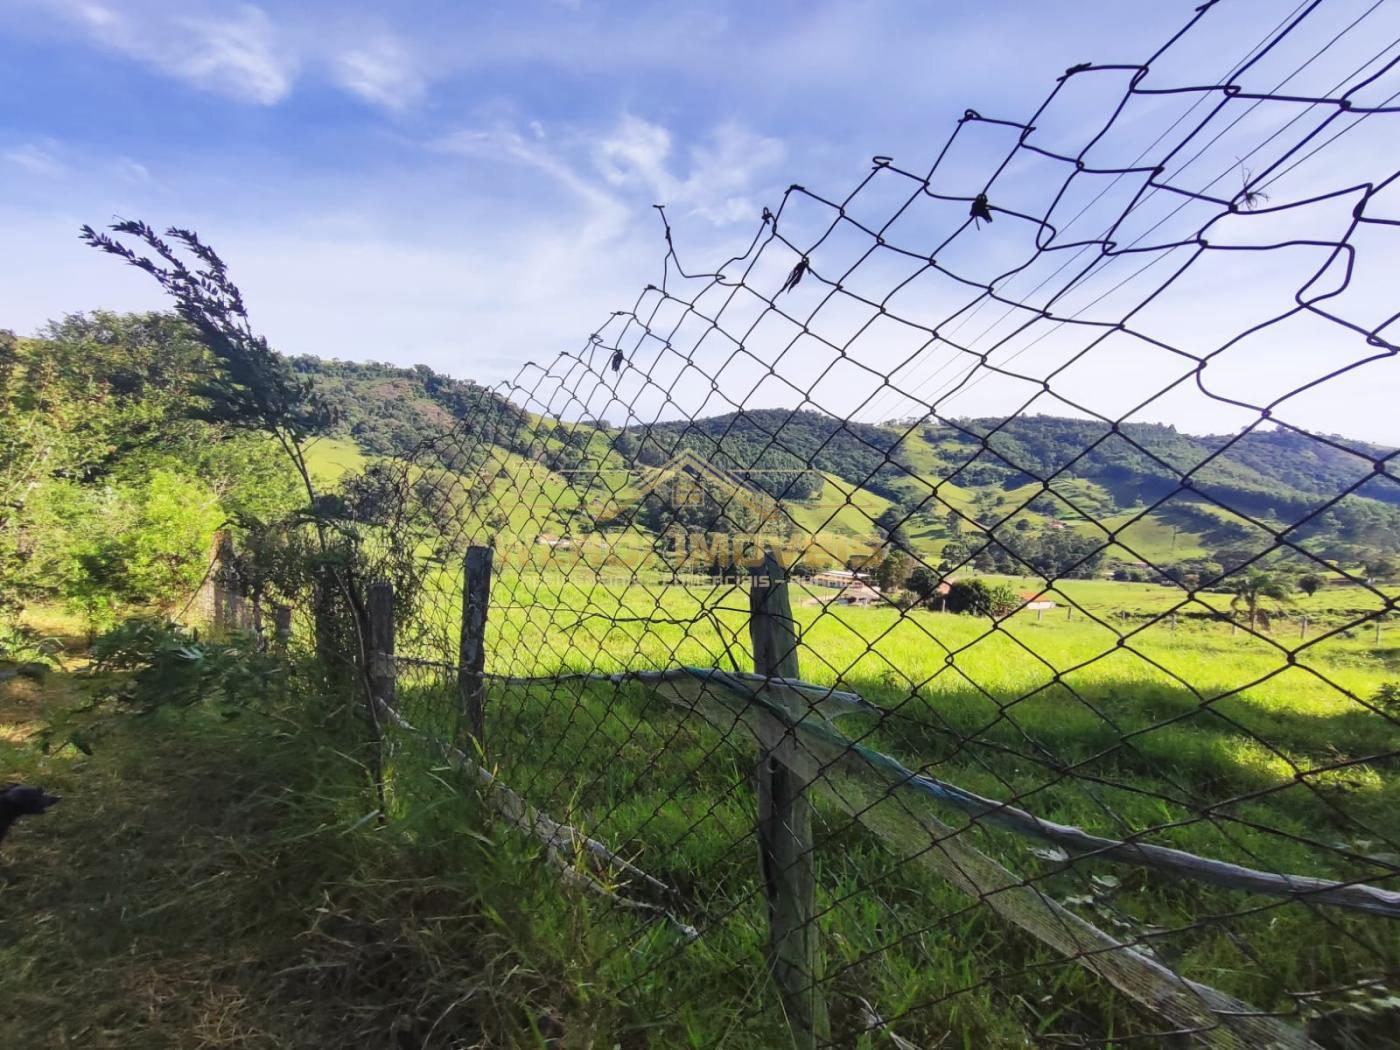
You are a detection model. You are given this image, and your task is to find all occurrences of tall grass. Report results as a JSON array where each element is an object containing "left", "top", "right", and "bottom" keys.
[{"left": 379, "top": 571, "right": 1400, "bottom": 1045}]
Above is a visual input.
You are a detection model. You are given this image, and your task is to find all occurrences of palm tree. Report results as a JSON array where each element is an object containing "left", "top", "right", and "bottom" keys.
[{"left": 1228, "top": 570, "right": 1293, "bottom": 632}]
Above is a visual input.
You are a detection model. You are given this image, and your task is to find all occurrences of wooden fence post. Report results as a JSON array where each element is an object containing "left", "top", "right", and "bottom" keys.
[
  {"left": 459, "top": 546, "right": 493, "bottom": 750},
  {"left": 209, "top": 530, "right": 232, "bottom": 632},
  {"left": 367, "top": 580, "right": 396, "bottom": 711},
  {"left": 749, "top": 551, "right": 828, "bottom": 1048},
  {"left": 273, "top": 605, "right": 293, "bottom": 648},
  {"left": 361, "top": 579, "right": 395, "bottom": 815}
]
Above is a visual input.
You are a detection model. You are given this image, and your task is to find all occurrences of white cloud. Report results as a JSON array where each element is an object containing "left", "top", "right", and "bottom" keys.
[
  {"left": 4, "top": 140, "right": 65, "bottom": 177},
  {"left": 589, "top": 115, "right": 785, "bottom": 225},
  {"left": 443, "top": 113, "right": 784, "bottom": 240},
  {"left": 45, "top": 1, "right": 295, "bottom": 104},
  {"left": 676, "top": 122, "right": 786, "bottom": 224},
  {"left": 170, "top": 6, "right": 293, "bottom": 104},
  {"left": 432, "top": 126, "right": 629, "bottom": 244},
  {"left": 114, "top": 157, "right": 150, "bottom": 183},
  {"left": 592, "top": 115, "right": 673, "bottom": 192},
  {"left": 333, "top": 36, "right": 425, "bottom": 111}
]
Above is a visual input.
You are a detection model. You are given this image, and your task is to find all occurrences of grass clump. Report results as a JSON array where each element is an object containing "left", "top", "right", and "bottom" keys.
[{"left": 0, "top": 662, "right": 666, "bottom": 1048}]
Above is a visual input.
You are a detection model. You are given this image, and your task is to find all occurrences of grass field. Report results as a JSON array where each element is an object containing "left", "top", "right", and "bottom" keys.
[
  {"left": 373, "top": 569, "right": 1400, "bottom": 1046},
  {"left": 0, "top": 662, "right": 691, "bottom": 1048},
  {"left": 301, "top": 435, "right": 367, "bottom": 488},
  {"left": 12, "top": 563, "right": 1397, "bottom": 1045}
]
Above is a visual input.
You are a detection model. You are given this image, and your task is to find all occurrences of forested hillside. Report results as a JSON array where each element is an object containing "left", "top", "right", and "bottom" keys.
[
  {"left": 5, "top": 313, "right": 1398, "bottom": 640},
  {"left": 287, "top": 355, "right": 530, "bottom": 458},
  {"left": 286, "top": 353, "right": 1400, "bottom": 578}
]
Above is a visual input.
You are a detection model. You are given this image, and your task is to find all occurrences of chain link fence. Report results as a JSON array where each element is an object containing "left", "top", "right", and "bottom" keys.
[{"left": 196, "top": 2, "right": 1400, "bottom": 1045}]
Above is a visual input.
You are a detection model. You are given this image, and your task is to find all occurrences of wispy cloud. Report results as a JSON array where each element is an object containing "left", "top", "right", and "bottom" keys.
[
  {"left": 114, "top": 157, "right": 150, "bottom": 183},
  {"left": 332, "top": 35, "right": 425, "bottom": 111},
  {"left": 589, "top": 115, "right": 788, "bottom": 224},
  {"left": 3, "top": 140, "right": 65, "bottom": 176},
  {"left": 432, "top": 125, "right": 628, "bottom": 244},
  {"left": 51, "top": 1, "right": 295, "bottom": 104},
  {"left": 6, "top": 0, "right": 1391, "bottom": 439},
  {"left": 439, "top": 114, "right": 785, "bottom": 236}
]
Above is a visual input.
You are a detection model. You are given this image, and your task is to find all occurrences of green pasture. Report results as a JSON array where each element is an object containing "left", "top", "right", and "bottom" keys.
[
  {"left": 301, "top": 435, "right": 367, "bottom": 487},
  {"left": 379, "top": 569, "right": 1400, "bottom": 1046}
]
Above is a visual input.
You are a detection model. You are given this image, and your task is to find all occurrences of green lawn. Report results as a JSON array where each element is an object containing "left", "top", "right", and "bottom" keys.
[
  {"left": 300, "top": 435, "right": 367, "bottom": 487},
  {"left": 0, "top": 663, "right": 664, "bottom": 1048},
  {"left": 373, "top": 567, "right": 1400, "bottom": 1046}
]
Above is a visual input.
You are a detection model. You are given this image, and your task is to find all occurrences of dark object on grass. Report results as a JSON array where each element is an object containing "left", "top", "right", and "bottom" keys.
[{"left": 0, "top": 783, "right": 61, "bottom": 845}]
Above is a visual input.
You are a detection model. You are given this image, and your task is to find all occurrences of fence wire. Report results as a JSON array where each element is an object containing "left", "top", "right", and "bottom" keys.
[{"left": 357, "top": 2, "right": 1400, "bottom": 1045}]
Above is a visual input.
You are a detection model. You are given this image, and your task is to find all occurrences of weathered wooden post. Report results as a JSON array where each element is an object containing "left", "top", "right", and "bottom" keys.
[
  {"left": 458, "top": 546, "right": 493, "bottom": 751},
  {"left": 1299, "top": 615, "right": 1308, "bottom": 640},
  {"left": 749, "top": 551, "right": 828, "bottom": 1048},
  {"left": 273, "top": 605, "right": 293, "bottom": 648},
  {"left": 249, "top": 590, "right": 264, "bottom": 639},
  {"left": 211, "top": 531, "right": 237, "bottom": 633},
  {"left": 362, "top": 580, "right": 395, "bottom": 814},
  {"left": 367, "top": 580, "right": 396, "bottom": 711}
]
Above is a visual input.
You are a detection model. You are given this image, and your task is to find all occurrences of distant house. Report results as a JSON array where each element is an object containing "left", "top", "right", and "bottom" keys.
[
  {"left": 811, "top": 569, "right": 867, "bottom": 588},
  {"left": 1021, "top": 590, "right": 1057, "bottom": 611},
  {"left": 837, "top": 581, "right": 883, "bottom": 605},
  {"left": 809, "top": 569, "right": 884, "bottom": 605}
]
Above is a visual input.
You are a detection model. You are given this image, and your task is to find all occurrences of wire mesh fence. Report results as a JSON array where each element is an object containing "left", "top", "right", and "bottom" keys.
[{"left": 326, "top": 2, "right": 1400, "bottom": 1045}]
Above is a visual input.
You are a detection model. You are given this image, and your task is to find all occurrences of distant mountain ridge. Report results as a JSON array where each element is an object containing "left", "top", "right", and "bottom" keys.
[{"left": 292, "top": 355, "right": 1400, "bottom": 572}]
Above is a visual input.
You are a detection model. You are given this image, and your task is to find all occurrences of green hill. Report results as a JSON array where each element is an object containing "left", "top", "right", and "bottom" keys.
[{"left": 290, "top": 356, "right": 1400, "bottom": 581}]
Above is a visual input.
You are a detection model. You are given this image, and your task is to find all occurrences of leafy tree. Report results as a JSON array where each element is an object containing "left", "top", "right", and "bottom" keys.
[
  {"left": 939, "top": 541, "right": 971, "bottom": 573},
  {"left": 1366, "top": 556, "right": 1397, "bottom": 582},
  {"left": 1297, "top": 573, "right": 1325, "bottom": 596},
  {"left": 1228, "top": 570, "right": 1293, "bottom": 631},
  {"left": 875, "top": 507, "right": 914, "bottom": 553},
  {"left": 906, "top": 566, "right": 944, "bottom": 607},
  {"left": 873, "top": 548, "right": 912, "bottom": 592},
  {"left": 0, "top": 311, "right": 306, "bottom": 628},
  {"left": 945, "top": 579, "right": 993, "bottom": 616},
  {"left": 985, "top": 582, "right": 1022, "bottom": 617},
  {"left": 943, "top": 578, "right": 1023, "bottom": 618}
]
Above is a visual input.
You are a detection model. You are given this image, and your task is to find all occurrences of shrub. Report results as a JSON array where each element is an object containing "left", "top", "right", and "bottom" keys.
[
  {"left": 986, "top": 582, "right": 1022, "bottom": 617},
  {"left": 93, "top": 617, "right": 284, "bottom": 712},
  {"left": 906, "top": 566, "right": 944, "bottom": 606},
  {"left": 945, "top": 579, "right": 993, "bottom": 615},
  {"left": 943, "top": 579, "right": 1024, "bottom": 618}
]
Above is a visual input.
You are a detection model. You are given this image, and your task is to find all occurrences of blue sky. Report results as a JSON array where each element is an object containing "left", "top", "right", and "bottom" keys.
[{"left": 2, "top": 0, "right": 1398, "bottom": 442}]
